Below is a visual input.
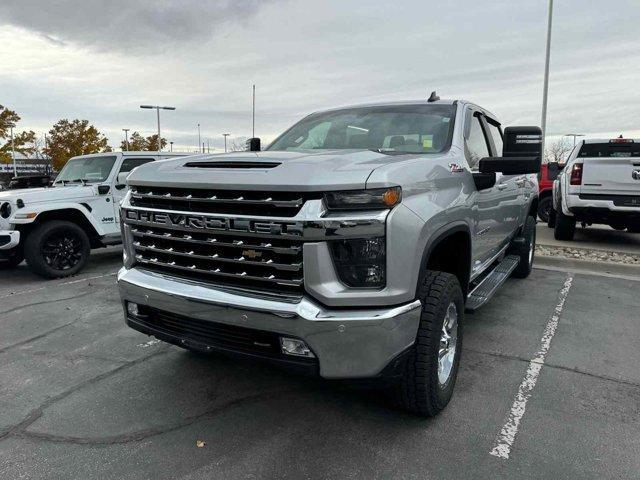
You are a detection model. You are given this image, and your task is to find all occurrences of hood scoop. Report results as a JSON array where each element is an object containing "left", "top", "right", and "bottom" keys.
[{"left": 184, "top": 161, "right": 281, "bottom": 169}]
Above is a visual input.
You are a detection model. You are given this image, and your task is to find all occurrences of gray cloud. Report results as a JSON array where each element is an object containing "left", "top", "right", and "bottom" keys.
[
  {"left": 0, "top": 0, "right": 279, "bottom": 53},
  {"left": 1, "top": 0, "right": 639, "bottom": 153}
]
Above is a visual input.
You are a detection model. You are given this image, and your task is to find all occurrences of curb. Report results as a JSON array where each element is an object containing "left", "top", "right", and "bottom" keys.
[{"left": 534, "top": 254, "right": 640, "bottom": 281}]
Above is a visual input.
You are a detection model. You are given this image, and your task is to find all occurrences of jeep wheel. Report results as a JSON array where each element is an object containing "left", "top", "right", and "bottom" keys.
[
  {"left": 24, "top": 221, "right": 90, "bottom": 279},
  {"left": 511, "top": 215, "right": 536, "bottom": 279},
  {"left": 397, "top": 271, "right": 464, "bottom": 417},
  {"left": 554, "top": 208, "right": 576, "bottom": 241},
  {"left": 538, "top": 196, "right": 552, "bottom": 223}
]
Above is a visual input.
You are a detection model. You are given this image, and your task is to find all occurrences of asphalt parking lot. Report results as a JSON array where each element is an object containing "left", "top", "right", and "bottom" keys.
[{"left": 1, "top": 248, "right": 639, "bottom": 479}]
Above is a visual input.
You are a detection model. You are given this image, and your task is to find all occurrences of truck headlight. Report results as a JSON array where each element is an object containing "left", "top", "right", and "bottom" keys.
[
  {"left": 330, "top": 237, "right": 386, "bottom": 288},
  {"left": 324, "top": 187, "right": 401, "bottom": 211}
]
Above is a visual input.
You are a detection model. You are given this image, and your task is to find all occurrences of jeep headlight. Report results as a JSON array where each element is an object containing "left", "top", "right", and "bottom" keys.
[
  {"left": 0, "top": 202, "right": 11, "bottom": 219},
  {"left": 330, "top": 237, "right": 386, "bottom": 288}
]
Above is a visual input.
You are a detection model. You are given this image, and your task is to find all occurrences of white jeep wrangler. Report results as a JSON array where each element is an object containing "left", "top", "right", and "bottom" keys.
[{"left": 0, "top": 151, "right": 188, "bottom": 278}]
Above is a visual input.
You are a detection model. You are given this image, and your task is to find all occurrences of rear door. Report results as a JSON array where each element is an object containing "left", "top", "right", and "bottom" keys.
[{"left": 578, "top": 141, "right": 640, "bottom": 196}]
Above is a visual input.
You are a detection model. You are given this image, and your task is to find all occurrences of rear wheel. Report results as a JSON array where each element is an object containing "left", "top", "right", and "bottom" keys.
[
  {"left": 25, "top": 221, "right": 91, "bottom": 278},
  {"left": 554, "top": 208, "right": 576, "bottom": 241},
  {"left": 537, "top": 196, "right": 552, "bottom": 223},
  {"left": 547, "top": 205, "right": 556, "bottom": 228},
  {"left": 396, "top": 271, "right": 464, "bottom": 417},
  {"left": 510, "top": 216, "right": 536, "bottom": 278}
]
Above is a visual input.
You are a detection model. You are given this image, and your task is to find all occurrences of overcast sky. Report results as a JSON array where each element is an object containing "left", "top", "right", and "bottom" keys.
[{"left": 1, "top": 0, "right": 639, "bottom": 152}]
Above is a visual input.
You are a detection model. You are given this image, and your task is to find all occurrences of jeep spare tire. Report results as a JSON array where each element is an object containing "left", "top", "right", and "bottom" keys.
[{"left": 25, "top": 220, "right": 90, "bottom": 279}]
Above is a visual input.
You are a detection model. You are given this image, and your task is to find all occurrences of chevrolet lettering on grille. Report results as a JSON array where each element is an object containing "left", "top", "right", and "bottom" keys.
[{"left": 124, "top": 209, "right": 303, "bottom": 237}]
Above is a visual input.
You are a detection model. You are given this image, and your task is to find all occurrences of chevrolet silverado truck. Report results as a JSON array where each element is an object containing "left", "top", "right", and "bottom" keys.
[
  {"left": 0, "top": 151, "right": 187, "bottom": 277},
  {"left": 118, "top": 98, "right": 541, "bottom": 416},
  {"left": 549, "top": 137, "right": 640, "bottom": 239}
]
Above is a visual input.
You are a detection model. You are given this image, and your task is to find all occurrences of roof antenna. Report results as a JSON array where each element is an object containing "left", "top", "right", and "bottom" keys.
[{"left": 428, "top": 91, "right": 440, "bottom": 102}]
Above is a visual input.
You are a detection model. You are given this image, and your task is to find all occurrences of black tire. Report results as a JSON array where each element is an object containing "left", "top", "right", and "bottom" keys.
[
  {"left": 396, "top": 271, "right": 464, "bottom": 417},
  {"left": 510, "top": 216, "right": 536, "bottom": 279},
  {"left": 537, "top": 196, "right": 552, "bottom": 223},
  {"left": 24, "top": 220, "right": 91, "bottom": 279},
  {"left": 554, "top": 208, "right": 576, "bottom": 241},
  {"left": 547, "top": 205, "right": 556, "bottom": 228}
]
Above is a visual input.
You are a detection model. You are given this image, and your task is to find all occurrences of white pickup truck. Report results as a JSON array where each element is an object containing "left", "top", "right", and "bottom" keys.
[
  {"left": 0, "top": 151, "right": 188, "bottom": 277},
  {"left": 549, "top": 137, "right": 640, "bottom": 239}
]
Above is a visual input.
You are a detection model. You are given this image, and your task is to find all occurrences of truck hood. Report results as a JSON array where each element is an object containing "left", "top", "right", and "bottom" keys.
[
  {"left": 0, "top": 185, "right": 97, "bottom": 205},
  {"left": 126, "top": 150, "right": 438, "bottom": 191}
]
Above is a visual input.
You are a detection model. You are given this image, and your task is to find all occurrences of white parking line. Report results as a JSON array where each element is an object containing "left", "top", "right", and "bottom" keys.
[
  {"left": 489, "top": 274, "right": 574, "bottom": 460},
  {"left": 0, "top": 272, "right": 117, "bottom": 300}
]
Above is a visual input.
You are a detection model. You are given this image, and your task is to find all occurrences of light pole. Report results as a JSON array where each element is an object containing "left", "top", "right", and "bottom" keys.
[
  {"left": 10, "top": 125, "right": 16, "bottom": 177},
  {"left": 540, "top": 0, "right": 554, "bottom": 159},
  {"left": 197, "top": 123, "right": 201, "bottom": 153},
  {"left": 564, "top": 133, "right": 584, "bottom": 147},
  {"left": 169, "top": 141, "right": 174, "bottom": 152},
  {"left": 122, "top": 128, "right": 130, "bottom": 151},
  {"left": 140, "top": 105, "right": 175, "bottom": 152},
  {"left": 222, "top": 133, "right": 230, "bottom": 153}
]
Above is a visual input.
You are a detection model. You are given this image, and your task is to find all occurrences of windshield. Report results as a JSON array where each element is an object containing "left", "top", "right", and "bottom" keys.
[
  {"left": 55, "top": 156, "right": 117, "bottom": 184},
  {"left": 267, "top": 104, "right": 455, "bottom": 153}
]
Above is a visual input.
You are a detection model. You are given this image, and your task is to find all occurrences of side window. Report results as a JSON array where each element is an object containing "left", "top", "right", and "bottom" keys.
[
  {"left": 485, "top": 121, "right": 503, "bottom": 157},
  {"left": 119, "top": 157, "right": 155, "bottom": 174},
  {"left": 465, "top": 114, "right": 490, "bottom": 170}
]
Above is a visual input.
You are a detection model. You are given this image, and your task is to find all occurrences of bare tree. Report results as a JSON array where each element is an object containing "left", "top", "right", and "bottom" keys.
[
  {"left": 228, "top": 136, "right": 249, "bottom": 152},
  {"left": 544, "top": 138, "right": 572, "bottom": 164}
]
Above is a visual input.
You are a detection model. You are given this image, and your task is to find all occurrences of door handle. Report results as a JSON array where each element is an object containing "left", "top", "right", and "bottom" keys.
[{"left": 497, "top": 184, "right": 508, "bottom": 190}]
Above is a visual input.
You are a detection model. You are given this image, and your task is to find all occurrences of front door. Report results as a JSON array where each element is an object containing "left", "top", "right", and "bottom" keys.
[{"left": 111, "top": 156, "right": 158, "bottom": 225}]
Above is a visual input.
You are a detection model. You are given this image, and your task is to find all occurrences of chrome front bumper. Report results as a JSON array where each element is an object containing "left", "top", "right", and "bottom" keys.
[
  {"left": 0, "top": 230, "right": 20, "bottom": 250},
  {"left": 117, "top": 267, "right": 422, "bottom": 379}
]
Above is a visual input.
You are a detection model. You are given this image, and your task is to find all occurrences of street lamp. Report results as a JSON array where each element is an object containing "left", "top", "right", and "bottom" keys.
[
  {"left": 140, "top": 105, "right": 176, "bottom": 152},
  {"left": 169, "top": 141, "right": 174, "bottom": 152},
  {"left": 564, "top": 133, "right": 584, "bottom": 147},
  {"left": 10, "top": 125, "right": 16, "bottom": 177},
  {"left": 222, "top": 133, "right": 230, "bottom": 153},
  {"left": 197, "top": 123, "right": 201, "bottom": 153},
  {"left": 122, "top": 128, "right": 130, "bottom": 151},
  {"left": 540, "top": 0, "right": 554, "bottom": 159}
]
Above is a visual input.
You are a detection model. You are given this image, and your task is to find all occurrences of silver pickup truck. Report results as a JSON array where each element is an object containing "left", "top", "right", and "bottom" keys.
[{"left": 117, "top": 96, "right": 541, "bottom": 416}]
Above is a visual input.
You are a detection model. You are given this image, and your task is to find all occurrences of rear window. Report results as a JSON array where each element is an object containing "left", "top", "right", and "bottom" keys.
[{"left": 578, "top": 143, "right": 640, "bottom": 158}]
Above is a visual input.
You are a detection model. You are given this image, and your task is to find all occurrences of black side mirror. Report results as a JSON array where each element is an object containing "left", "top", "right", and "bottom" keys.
[
  {"left": 547, "top": 161, "right": 560, "bottom": 180},
  {"left": 247, "top": 137, "right": 261, "bottom": 151},
  {"left": 479, "top": 126, "right": 542, "bottom": 175},
  {"left": 98, "top": 185, "right": 110, "bottom": 195}
]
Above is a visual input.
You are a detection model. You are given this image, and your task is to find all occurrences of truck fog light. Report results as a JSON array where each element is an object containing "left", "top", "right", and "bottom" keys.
[
  {"left": 280, "top": 337, "right": 315, "bottom": 358},
  {"left": 127, "top": 302, "right": 139, "bottom": 317}
]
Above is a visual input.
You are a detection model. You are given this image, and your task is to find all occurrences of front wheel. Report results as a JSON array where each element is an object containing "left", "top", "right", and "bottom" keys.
[
  {"left": 396, "top": 271, "right": 464, "bottom": 417},
  {"left": 24, "top": 221, "right": 91, "bottom": 279}
]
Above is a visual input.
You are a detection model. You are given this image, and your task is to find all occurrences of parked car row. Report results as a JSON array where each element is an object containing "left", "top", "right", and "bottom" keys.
[{"left": 546, "top": 137, "right": 640, "bottom": 239}]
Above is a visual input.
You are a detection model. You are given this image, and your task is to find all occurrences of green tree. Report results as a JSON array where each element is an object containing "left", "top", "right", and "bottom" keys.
[
  {"left": 0, "top": 104, "right": 36, "bottom": 164},
  {"left": 120, "top": 131, "right": 167, "bottom": 151},
  {"left": 44, "top": 119, "right": 111, "bottom": 171}
]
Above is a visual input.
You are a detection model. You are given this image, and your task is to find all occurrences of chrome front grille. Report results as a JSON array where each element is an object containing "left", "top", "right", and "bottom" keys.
[
  {"left": 129, "top": 224, "right": 304, "bottom": 292},
  {"left": 130, "top": 186, "right": 318, "bottom": 217}
]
